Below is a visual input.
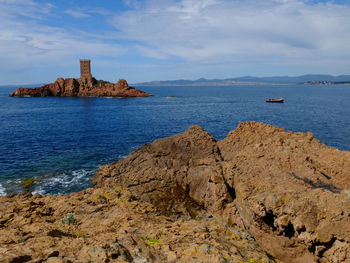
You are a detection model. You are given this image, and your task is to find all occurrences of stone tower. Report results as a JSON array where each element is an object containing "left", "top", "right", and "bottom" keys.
[{"left": 80, "top": 59, "right": 92, "bottom": 79}]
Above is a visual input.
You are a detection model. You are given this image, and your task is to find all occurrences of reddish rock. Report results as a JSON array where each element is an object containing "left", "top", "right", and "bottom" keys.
[{"left": 10, "top": 77, "right": 152, "bottom": 98}]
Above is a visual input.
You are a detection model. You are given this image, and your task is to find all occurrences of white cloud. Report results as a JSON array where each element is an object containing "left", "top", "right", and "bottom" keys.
[
  {"left": 0, "top": 0, "right": 53, "bottom": 19},
  {"left": 64, "top": 9, "right": 89, "bottom": 18},
  {"left": 1, "top": 0, "right": 350, "bottom": 83},
  {"left": 0, "top": 0, "right": 37, "bottom": 5},
  {"left": 0, "top": 1, "right": 125, "bottom": 72},
  {"left": 110, "top": 0, "right": 350, "bottom": 66}
]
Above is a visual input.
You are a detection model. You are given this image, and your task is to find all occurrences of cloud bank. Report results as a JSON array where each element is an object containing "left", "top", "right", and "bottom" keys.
[
  {"left": 1, "top": 0, "right": 350, "bottom": 84},
  {"left": 0, "top": 1, "right": 123, "bottom": 73},
  {"left": 113, "top": 0, "right": 350, "bottom": 66}
]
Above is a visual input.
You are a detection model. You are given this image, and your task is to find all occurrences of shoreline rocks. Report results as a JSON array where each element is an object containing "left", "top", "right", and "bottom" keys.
[
  {"left": 0, "top": 188, "right": 273, "bottom": 263},
  {"left": 94, "top": 122, "right": 350, "bottom": 263},
  {"left": 10, "top": 78, "right": 153, "bottom": 98},
  {"left": 1, "top": 122, "right": 350, "bottom": 262}
]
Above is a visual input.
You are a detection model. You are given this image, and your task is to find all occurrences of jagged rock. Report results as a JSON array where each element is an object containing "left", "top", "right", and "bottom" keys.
[
  {"left": 218, "top": 122, "right": 350, "bottom": 262},
  {"left": 94, "top": 122, "right": 350, "bottom": 263},
  {"left": 93, "top": 125, "right": 231, "bottom": 218},
  {"left": 10, "top": 77, "right": 152, "bottom": 98},
  {"left": 2, "top": 122, "right": 350, "bottom": 262},
  {"left": 0, "top": 187, "right": 272, "bottom": 263}
]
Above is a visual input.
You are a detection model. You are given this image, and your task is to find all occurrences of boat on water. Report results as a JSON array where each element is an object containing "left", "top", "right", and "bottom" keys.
[{"left": 265, "top": 98, "right": 284, "bottom": 103}]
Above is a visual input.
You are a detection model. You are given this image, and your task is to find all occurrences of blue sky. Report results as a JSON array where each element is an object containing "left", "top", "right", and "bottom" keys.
[{"left": 1, "top": 0, "right": 350, "bottom": 85}]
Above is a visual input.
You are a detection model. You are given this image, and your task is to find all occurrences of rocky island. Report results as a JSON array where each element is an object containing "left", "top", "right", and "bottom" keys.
[
  {"left": 10, "top": 60, "right": 152, "bottom": 98},
  {"left": 1, "top": 122, "right": 350, "bottom": 263}
]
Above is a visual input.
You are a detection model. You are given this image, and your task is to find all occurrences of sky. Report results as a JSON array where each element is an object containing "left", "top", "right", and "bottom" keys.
[{"left": 1, "top": 0, "right": 350, "bottom": 85}]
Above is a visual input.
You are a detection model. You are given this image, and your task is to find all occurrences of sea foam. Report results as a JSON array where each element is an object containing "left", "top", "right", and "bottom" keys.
[
  {"left": 32, "top": 169, "right": 94, "bottom": 195},
  {"left": 0, "top": 183, "right": 6, "bottom": 196}
]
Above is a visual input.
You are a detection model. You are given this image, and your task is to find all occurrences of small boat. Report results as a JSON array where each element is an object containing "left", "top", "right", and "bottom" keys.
[{"left": 265, "top": 98, "right": 284, "bottom": 103}]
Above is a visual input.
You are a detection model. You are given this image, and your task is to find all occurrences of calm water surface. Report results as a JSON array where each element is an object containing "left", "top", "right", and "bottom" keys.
[{"left": 1, "top": 84, "right": 349, "bottom": 195}]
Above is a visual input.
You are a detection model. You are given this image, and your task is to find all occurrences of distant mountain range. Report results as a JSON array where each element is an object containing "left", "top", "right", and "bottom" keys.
[
  {"left": 134, "top": 74, "right": 350, "bottom": 86},
  {"left": 2, "top": 74, "right": 350, "bottom": 88}
]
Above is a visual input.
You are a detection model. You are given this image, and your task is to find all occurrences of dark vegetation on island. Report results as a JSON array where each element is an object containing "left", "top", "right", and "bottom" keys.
[
  {"left": 1, "top": 122, "right": 350, "bottom": 263},
  {"left": 303, "top": 81, "right": 350, "bottom": 85}
]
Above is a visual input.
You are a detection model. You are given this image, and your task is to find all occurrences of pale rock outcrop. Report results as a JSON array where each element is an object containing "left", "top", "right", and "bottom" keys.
[
  {"left": 0, "top": 188, "right": 272, "bottom": 263},
  {"left": 95, "top": 122, "right": 350, "bottom": 263},
  {"left": 94, "top": 125, "right": 232, "bottom": 218},
  {"left": 2, "top": 122, "right": 350, "bottom": 262}
]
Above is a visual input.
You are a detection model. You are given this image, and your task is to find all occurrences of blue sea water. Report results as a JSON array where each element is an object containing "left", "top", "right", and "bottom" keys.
[{"left": 1, "top": 84, "right": 350, "bottom": 196}]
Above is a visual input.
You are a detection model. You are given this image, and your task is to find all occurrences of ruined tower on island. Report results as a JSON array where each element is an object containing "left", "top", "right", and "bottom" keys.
[
  {"left": 80, "top": 59, "right": 92, "bottom": 79},
  {"left": 10, "top": 58, "right": 153, "bottom": 97}
]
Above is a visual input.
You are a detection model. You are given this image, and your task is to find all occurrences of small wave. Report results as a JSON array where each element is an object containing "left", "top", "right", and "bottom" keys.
[
  {"left": 32, "top": 169, "right": 95, "bottom": 195},
  {"left": 116, "top": 154, "right": 128, "bottom": 160},
  {"left": 0, "top": 183, "right": 6, "bottom": 196}
]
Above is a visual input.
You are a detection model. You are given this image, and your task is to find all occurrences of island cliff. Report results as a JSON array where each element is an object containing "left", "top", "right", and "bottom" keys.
[
  {"left": 10, "top": 59, "right": 152, "bottom": 98},
  {"left": 1, "top": 122, "right": 350, "bottom": 263},
  {"left": 10, "top": 78, "right": 152, "bottom": 98}
]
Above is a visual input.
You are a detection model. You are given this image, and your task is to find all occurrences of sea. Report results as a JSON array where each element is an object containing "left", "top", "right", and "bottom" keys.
[{"left": 1, "top": 84, "right": 350, "bottom": 196}]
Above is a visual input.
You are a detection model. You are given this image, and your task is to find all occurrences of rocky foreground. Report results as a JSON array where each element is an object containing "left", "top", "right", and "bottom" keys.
[
  {"left": 10, "top": 78, "right": 152, "bottom": 97},
  {"left": 1, "top": 122, "right": 350, "bottom": 263}
]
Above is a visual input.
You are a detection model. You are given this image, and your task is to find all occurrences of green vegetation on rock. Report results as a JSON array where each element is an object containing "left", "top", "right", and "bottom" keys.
[
  {"left": 20, "top": 178, "right": 35, "bottom": 191},
  {"left": 141, "top": 236, "right": 160, "bottom": 246},
  {"left": 61, "top": 213, "right": 77, "bottom": 225},
  {"left": 0, "top": 216, "right": 12, "bottom": 224}
]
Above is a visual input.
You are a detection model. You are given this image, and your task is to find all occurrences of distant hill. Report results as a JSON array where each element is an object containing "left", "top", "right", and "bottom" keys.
[
  {"left": 134, "top": 75, "right": 350, "bottom": 86},
  {"left": 0, "top": 83, "right": 45, "bottom": 88}
]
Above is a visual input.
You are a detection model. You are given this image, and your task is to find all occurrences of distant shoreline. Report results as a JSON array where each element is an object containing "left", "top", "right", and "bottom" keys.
[
  {"left": 134, "top": 82, "right": 350, "bottom": 87},
  {"left": 3, "top": 82, "right": 350, "bottom": 88},
  {"left": 134, "top": 82, "right": 289, "bottom": 86},
  {"left": 134, "top": 74, "right": 350, "bottom": 87}
]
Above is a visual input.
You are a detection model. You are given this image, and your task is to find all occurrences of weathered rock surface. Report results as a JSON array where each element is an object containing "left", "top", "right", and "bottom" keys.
[
  {"left": 2, "top": 122, "right": 350, "bottom": 263},
  {"left": 94, "top": 122, "right": 350, "bottom": 263},
  {"left": 10, "top": 78, "right": 152, "bottom": 97},
  {"left": 0, "top": 188, "right": 272, "bottom": 263}
]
